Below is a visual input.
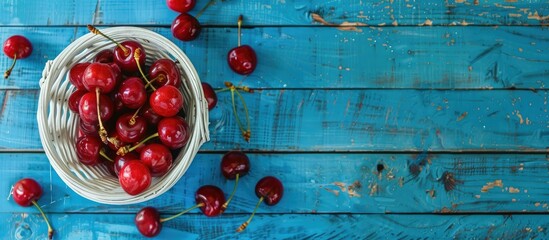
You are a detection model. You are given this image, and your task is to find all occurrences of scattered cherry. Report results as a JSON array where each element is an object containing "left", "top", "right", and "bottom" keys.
[
  {"left": 119, "top": 160, "right": 152, "bottom": 195},
  {"left": 3, "top": 35, "right": 32, "bottom": 79},
  {"left": 12, "top": 178, "right": 54, "bottom": 239},
  {"left": 171, "top": 13, "right": 201, "bottom": 42},
  {"left": 220, "top": 151, "right": 250, "bottom": 211},
  {"left": 237, "top": 176, "right": 283, "bottom": 232},
  {"left": 135, "top": 185, "right": 225, "bottom": 237},
  {"left": 201, "top": 82, "right": 217, "bottom": 110},
  {"left": 166, "top": 0, "right": 196, "bottom": 13},
  {"left": 227, "top": 15, "right": 257, "bottom": 75}
]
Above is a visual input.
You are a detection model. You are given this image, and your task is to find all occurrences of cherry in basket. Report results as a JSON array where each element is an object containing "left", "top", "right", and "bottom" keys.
[
  {"left": 135, "top": 185, "right": 226, "bottom": 237},
  {"left": 3, "top": 35, "right": 32, "bottom": 79},
  {"left": 227, "top": 15, "right": 257, "bottom": 75},
  {"left": 12, "top": 178, "right": 54, "bottom": 239},
  {"left": 237, "top": 176, "right": 283, "bottom": 232}
]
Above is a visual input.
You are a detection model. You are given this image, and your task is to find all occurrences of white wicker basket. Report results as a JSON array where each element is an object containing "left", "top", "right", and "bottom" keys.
[{"left": 37, "top": 27, "right": 209, "bottom": 205}]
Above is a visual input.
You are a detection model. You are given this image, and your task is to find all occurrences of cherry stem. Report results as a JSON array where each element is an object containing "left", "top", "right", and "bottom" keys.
[
  {"left": 87, "top": 25, "right": 129, "bottom": 55},
  {"left": 237, "top": 15, "right": 243, "bottom": 47},
  {"left": 134, "top": 49, "right": 156, "bottom": 91},
  {"left": 224, "top": 82, "right": 251, "bottom": 142},
  {"left": 145, "top": 75, "right": 164, "bottom": 90},
  {"left": 95, "top": 88, "right": 108, "bottom": 143},
  {"left": 129, "top": 107, "right": 142, "bottom": 126},
  {"left": 107, "top": 136, "right": 121, "bottom": 150},
  {"left": 31, "top": 200, "right": 54, "bottom": 240},
  {"left": 99, "top": 149, "right": 113, "bottom": 162},
  {"left": 236, "top": 196, "right": 263, "bottom": 232},
  {"left": 195, "top": 0, "right": 216, "bottom": 18},
  {"left": 159, "top": 203, "right": 204, "bottom": 223},
  {"left": 222, "top": 173, "right": 239, "bottom": 211},
  {"left": 116, "top": 132, "right": 158, "bottom": 156},
  {"left": 4, "top": 53, "right": 16, "bottom": 79}
]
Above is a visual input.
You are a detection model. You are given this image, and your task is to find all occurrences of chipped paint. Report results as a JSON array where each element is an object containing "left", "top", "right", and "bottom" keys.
[
  {"left": 528, "top": 11, "right": 549, "bottom": 21},
  {"left": 311, "top": 13, "right": 367, "bottom": 32},
  {"left": 457, "top": 112, "right": 468, "bottom": 121},
  {"left": 324, "top": 187, "right": 340, "bottom": 196},
  {"left": 509, "top": 187, "right": 520, "bottom": 193},
  {"left": 481, "top": 180, "right": 503, "bottom": 192}
]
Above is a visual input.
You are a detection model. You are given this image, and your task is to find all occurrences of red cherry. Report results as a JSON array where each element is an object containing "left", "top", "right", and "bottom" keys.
[
  {"left": 12, "top": 178, "right": 54, "bottom": 239},
  {"left": 237, "top": 176, "right": 284, "bottom": 232},
  {"left": 227, "top": 15, "right": 257, "bottom": 75},
  {"left": 201, "top": 82, "right": 217, "bottom": 110},
  {"left": 75, "top": 135, "right": 107, "bottom": 166},
  {"left": 114, "top": 152, "right": 138, "bottom": 176},
  {"left": 171, "top": 13, "right": 201, "bottom": 41},
  {"left": 68, "top": 89, "right": 87, "bottom": 113},
  {"left": 79, "top": 120, "right": 99, "bottom": 137},
  {"left": 157, "top": 116, "right": 189, "bottom": 149},
  {"left": 166, "top": 0, "right": 196, "bottom": 13},
  {"left": 68, "top": 63, "right": 91, "bottom": 90},
  {"left": 148, "top": 59, "right": 181, "bottom": 88},
  {"left": 3, "top": 35, "right": 32, "bottom": 79},
  {"left": 149, "top": 85, "right": 184, "bottom": 117},
  {"left": 110, "top": 91, "right": 127, "bottom": 113},
  {"left": 94, "top": 49, "right": 114, "bottom": 63},
  {"left": 115, "top": 114, "right": 147, "bottom": 143},
  {"left": 82, "top": 63, "right": 117, "bottom": 94},
  {"left": 142, "top": 104, "right": 162, "bottom": 126},
  {"left": 113, "top": 40, "right": 146, "bottom": 74},
  {"left": 221, "top": 151, "right": 250, "bottom": 180},
  {"left": 119, "top": 160, "right": 152, "bottom": 195},
  {"left": 12, "top": 178, "right": 43, "bottom": 207},
  {"left": 78, "top": 92, "right": 114, "bottom": 124},
  {"left": 135, "top": 207, "right": 162, "bottom": 237},
  {"left": 195, "top": 185, "right": 226, "bottom": 217},
  {"left": 118, "top": 77, "right": 147, "bottom": 109},
  {"left": 140, "top": 143, "right": 173, "bottom": 177}
]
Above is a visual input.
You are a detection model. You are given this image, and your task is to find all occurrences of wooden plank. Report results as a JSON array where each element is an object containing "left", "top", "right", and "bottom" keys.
[
  {"left": 4, "top": 89, "right": 547, "bottom": 151},
  {"left": 0, "top": 0, "right": 547, "bottom": 26},
  {"left": 4, "top": 153, "right": 549, "bottom": 213},
  {"left": 4, "top": 213, "right": 549, "bottom": 239},
  {"left": 1, "top": 26, "right": 548, "bottom": 90}
]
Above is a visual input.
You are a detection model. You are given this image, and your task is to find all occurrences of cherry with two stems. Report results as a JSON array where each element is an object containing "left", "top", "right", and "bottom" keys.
[
  {"left": 228, "top": 15, "right": 257, "bottom": 75},
  {"left": 237, "top": 176, "right": 283, "bottom": 232},
  {"left": 135, "top": 185, "right": 226, "bottom": 237},
  {"left": 87, "top": 25, "right": 146, "bottom": 73},
  {"left": 220, "top": 151, "right": 250, "bottom": 211},
  {"left": 3, "top": 35, "right": 32, "bottom": 79},
  {"left": 12, "top": 178, "right": 54, "bottom": 239}
]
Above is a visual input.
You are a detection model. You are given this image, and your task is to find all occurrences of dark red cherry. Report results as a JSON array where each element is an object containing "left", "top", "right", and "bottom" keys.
[
  {"left": 118, "top": 77, "right": 147, "bottom": 109},
  {"left": 195, "top": 185, "right": 226, "bottom": 217},
  {"left": 68, "top": 63, "right": 91, "bottom": 90},
  {"left": 228, "top": 45, "right": 257, "bottom": 75},
  {"left": 166, "top": 0, "right": 196, "bottom": 13},
  {"left": 116, "top": 114, "right": 147, "bottom": 143},
  {"left": 75, "top": 135, "right": 105, "bottom": 166},
  {"left": 114, "top": 152, "right": 138, "bottom": 176},
  {"left": 68, "top": 89, "right": 87, "bottom": 113},
  {"left": 157, "top": 116, "right": 189, "bottom": 149},
  {"left": 171, "top": 13, "right": 201, "bottom": 41},
  {"left": 94, "top": 49, "right": 114, "bottom": 63},
  {"left": 221, "top": 151, "right": 250, "bottom": 179},
  {"left": 82, "top": 63, "right": 117, "bottom": 94},
  {"left": 140, "top": 143, "right": 173, "bottom": 177},
  {"left": 3, "top": 35, "right": 32, "bottom": 79},
  {"left": 135, "top": 207, "right": 162, "bottom": 238},
  {"left": 148, "top": 59, "right": 181, "bottom": 88},
  {"left": 110, "top": 91, "right": 126, "bottom": 113},
  {"left": 201, "top": 82, "right": 217, "bottom": 110},
  {"left": 114, "top": 40, "right": 146, "bottom": 74},
  {"left": 12, "top": 178, "right": 54, "bottom": 239},
  {"left": 78, "top": 92, "right": 114, "bottom": 124},
  {"left": 79, "top": 120, "right": 99, "bottom": 137},
  {"left": 142, "top": 104, "right": 162, "bottom": 126},
  {"left": 256, "top": 176, "right": 284, "bottom": 205},
  {"left": 119, "top": 160, "right": 152, "bottom": 195},
  {"left": 149, "top": 85, "right": 184, "bottom": 117}
]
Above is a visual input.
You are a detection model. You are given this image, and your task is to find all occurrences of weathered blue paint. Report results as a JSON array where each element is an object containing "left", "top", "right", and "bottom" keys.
[
  {"left": 1, "top": 26, "right": 548, "bottom": 90},
  {"left": 0, "top": 0, "right": 547, "bottom": 26}
]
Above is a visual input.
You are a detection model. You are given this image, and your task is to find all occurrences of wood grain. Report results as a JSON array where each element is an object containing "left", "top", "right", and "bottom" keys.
[
  {"left": 4, "top": 153, "right": 549, "bottom": 214},
  {"left": 1, "top": 89, "right": 546, "bottom": 151},
  {"left": 4, "top": 212, "right": 549, "bottom": 239},
  {"left": 1, "top": 26, "right": 548, "bottom": 90},
  {"left": 0, "top": 0, "right": 547, "bottom": 26}
]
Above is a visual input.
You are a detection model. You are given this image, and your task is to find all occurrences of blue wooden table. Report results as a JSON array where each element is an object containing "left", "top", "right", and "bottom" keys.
[{"left": 2, "top": 0, "right": 549, "bottom": 239}]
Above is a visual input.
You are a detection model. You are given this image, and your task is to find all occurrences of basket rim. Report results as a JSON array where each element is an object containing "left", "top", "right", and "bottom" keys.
[{"left": 37, "top": 26, "right": 210, "bottom": 205}]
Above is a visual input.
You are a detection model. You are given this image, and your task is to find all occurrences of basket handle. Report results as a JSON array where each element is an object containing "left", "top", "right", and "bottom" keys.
[
  {"left": 39, "top": 60, "right": 54, "bottom": 88},
  {"left": 199, "top": 98, "right": 210, "bottom": 144}
]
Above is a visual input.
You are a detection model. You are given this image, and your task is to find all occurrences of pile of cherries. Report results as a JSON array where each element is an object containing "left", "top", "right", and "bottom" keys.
[
  {"left": 70, "top": 25, "right": 190, "bottom": 196},
  {"left": 135, "top": 151, "right": 284, "bottom": 237}
]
